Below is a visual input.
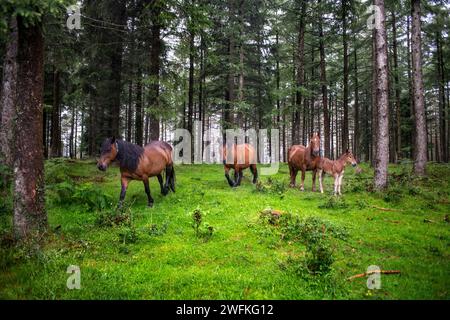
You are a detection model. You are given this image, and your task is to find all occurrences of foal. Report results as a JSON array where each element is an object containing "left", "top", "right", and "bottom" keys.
[{"left": 317, "top": 150, "right": 357, "bottom": 195}]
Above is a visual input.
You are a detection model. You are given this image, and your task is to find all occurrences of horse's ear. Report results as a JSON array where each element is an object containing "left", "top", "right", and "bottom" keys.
[{"left": 111, "top": 136, "right": 116, "bottom": 144}]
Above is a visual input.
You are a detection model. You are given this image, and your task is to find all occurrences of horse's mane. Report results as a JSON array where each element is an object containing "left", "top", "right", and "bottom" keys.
[{"left": 116, "top": 140, "right": 144, "bottom": 171}]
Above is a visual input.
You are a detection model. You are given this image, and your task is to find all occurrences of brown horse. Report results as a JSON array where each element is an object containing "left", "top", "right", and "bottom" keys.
[
  {"left": 97, "top": 137, "right": 175, "bottom": 207},
  {"left": 317, "top": 150, "right": 357, "bottom": 195},
  {"left": 222, "top": 143, "right": 258, "bottom": 187},
  {"left": 288, "top": 133, "right": 321, "bottom": 191}
]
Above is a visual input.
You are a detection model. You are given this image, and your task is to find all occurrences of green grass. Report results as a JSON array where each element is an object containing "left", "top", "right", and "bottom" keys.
[{"left": 0, "top": 159, "right": 449, "bottom": 299}]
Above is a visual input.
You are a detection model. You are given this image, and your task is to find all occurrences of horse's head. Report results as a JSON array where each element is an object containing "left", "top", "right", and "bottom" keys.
[
  {"left": 97, "top": 137, "right": 118, "bottom": 171},
  {"left": 344, "top": 149, "right": 357, "bottom": 167},
  {"left": 310, "top": 133, "right": 321, "bottom": 157}
]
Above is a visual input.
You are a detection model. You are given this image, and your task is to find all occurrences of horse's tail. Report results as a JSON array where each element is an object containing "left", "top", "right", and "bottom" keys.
[{"left": 166, "top": 164, "right": 175, "bottom": 193}]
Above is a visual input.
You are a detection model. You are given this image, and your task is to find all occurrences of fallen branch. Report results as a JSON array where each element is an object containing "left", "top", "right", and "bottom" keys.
[
  {"left": 347, "top": 270, "right": 401, "bottom": 281},
  {"left": 370, "top": 205, "right": 403, "bottom": 212}
]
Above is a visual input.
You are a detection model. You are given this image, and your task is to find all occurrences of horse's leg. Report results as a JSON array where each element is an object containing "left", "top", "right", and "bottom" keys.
[
  {"left": 237, "top": 170, "right": 244, "bottom": 186},
  {"left": 233, "top": 168, "right": 241, "bottom": 187},
  {"left": 333, "top": 174, "right": 338, "bottom": 196},
  {"left": 300, "top": 168, "right": 306, "bottom": 191},
  {"left": 158, "top": 174, "right": 168, "bottom": 196},
  {"left": 118, "top": 176, "right": 129, "bottom": 208},
  {"left": 289, "top": 165, "right": 296, "bottom": 187},
  {"left": 224, "top": 166, "right": 234, "bottom": 187},
  {"left": 143, "top": 177, "right": 154, "bottom": 207},
  {"left": 250, "top": 164, "right": 258, "bottom": 184},
  {"left": 165, "top": 164, "right": 175, "bottom": 192},
  {"left": 312, "top": 169, "right": 317, "bottom": 192},
  {"left": 318, "top": 169, "right": 324, "bottom": 194},
  {"left": 338, "top": 173, "right": 344, "bottom": 195}
]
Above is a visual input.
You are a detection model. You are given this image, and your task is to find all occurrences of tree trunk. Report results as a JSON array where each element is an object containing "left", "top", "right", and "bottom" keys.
[
  {"left": 342, "top": 0, "right": 349, "bottom": 152},
  {"left": 149, "top": 13, "right": 162, "bottom": 142},
  {"left": 293, "top": 0, "right": 306, "bottom": 145},
  {"left": 127, "top": 80, "right": 132, "bottom": 142},
  {"left": 0, "top": 17, "right": 18, "bottom": 185},
  {"left": 319, "top": 12, "right": 329, "bottom": 158},
  {"left": 353, "top": 44, "right": 359, "bottom": 160},
  {"left": 411, "top": 0, "right": 427, "bottom": 175},
  {"left": 371, "top": 28, "right": 378, "bottom": 166},
  {"left": 373, "top": 0, "right": 390, "bottom": 190},
  {"left": 13, "top": 18, "right": 46, "bottom": 239},
  {"left": 436, "top": 32, "right": 447, "bottom": 162},
  {"left": 392, "top": 12, "right": 401, "bottom": 161},
  {"left": 50, "top": 68, "right": 61, "bottom": 157},
  {"left": 188, "top": 28, "right": 194, "bottom": 159},
  {"left": 135, "top": 70, "right": 143, "bottom": 146}
]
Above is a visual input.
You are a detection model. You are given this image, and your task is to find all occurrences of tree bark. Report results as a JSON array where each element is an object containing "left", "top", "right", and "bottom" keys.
[
  {"left": 411, "top": 0, "right": 427, "bottom": 175},
  {"left": 373, "top": 0, "right": 390, "bottom": 189},
  {"left": 436, "top": 32, "right": 447, "bottom": 162},
  {"left": 392, "top": 12, "right": 401, "bottom": 161},
  {"left": 50, "top": 68, "right": 61, "bottom": 157},
  {"left": 135, "top": 70, "right": 143, "bottom": 146},
  {"left": 342, "top": 0, "right": 349, "bottom": 152},
  {"left": 0, "top": 17, "right": 18, "bottom": 184},
  {"left": 149, "top": 1, "right": 163, "bottom": 141},
  {"left": 293, "top": 0, "right": 306, "bottom": 145},
  {"left": 127, "top": 80, "right": 132, "bottom": 142},
  {"left": 353, "top": 44, "right": 359, "bottom": 160},
  {"left": 13, "top": 18, "right": 46, "bottom": 239},
  {"left": 319, "top": 9, "right": 329, "bottom": 158}
]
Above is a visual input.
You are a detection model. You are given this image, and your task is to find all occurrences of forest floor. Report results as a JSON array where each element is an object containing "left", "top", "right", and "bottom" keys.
[{"left": 0, "top": 159, "right": 449, "bottom": 299}]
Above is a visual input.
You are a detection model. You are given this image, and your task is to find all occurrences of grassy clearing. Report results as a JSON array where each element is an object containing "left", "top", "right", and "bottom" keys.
[{"left": 0, "top": 159, "right": 449, "bottom": 299}]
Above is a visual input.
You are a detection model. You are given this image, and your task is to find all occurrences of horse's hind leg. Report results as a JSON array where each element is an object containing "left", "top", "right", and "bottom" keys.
[
  {"left": 158, "top": 174, "right": 168, "bottom": 196},
  {"left": 250, "top": 164, "right": 258, "bottom": 184},
  {"left": 224, "top": 166, "right": 234, "bottom": 187},
  {"left": 236, "top": 169, "right": 244, "bottom": 186},
  {"left": 289, "top": 165, "right": 297, "bottom": 187},
  {"left": 165, "top": 165, "right": 175, "bottom": 192},
  {"left": 143, "top": 177, "right": 154, "bottom": 207}
]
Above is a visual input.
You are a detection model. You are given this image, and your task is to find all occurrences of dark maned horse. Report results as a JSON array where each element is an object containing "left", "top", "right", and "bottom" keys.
[
  {"left": 222, "top": 143, "right": 258, "bottom": 187},
  {"left": 288, "top": 133, "right": 321, "bottom": 191},
  {"left": 97, "top": 137, "right": 175, "bottom": 207}
]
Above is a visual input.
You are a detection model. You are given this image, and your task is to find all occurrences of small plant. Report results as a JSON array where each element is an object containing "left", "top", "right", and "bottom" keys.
[
  {"left": 305, "top": 240, "right": 335, "bottom": 274},
  {"left": 118, "top": 226, "right": 139, "bottom": 244},
  {"left": 318, "top": 196, "right": 349, "bottom": 210},
  {"left": 192, "top": 207, "right": 203, "bottom": 237},
  {"left": 255, "top": 178, "right": 286, "bottom": 195},
  {"left": 149, "top": 222, "right": 169, "bottom": 236},
  {"left": 191, "top": 207, "right": 215, "bottom": 241}
]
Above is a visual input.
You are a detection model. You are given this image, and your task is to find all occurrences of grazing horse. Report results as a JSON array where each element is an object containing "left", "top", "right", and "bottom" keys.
[
  {"left": 317, "top": 150, "right": 357, "bottom": 195},
  {"left": 97, "top": 137, "right": 175, "bottom": 207},
  {"left": 288, "top": 133, "right": 321, "bottom": 191},
  {"left": 222, "top": 143, "right": 258, "bottom": 187}
]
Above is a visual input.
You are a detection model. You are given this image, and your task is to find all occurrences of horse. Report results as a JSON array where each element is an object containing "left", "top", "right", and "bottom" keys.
[
  {"left": 222, "top": 143, "right": 258, "bottom": 187},
  {"left": 288, "top": 133, "right": 321, "bottom": 191},
  {"left": 317, "top": 150, "right": 357, "bottom": 195},
  {"left": 97, "top": 137, "right": 175, "bottom": 207}
]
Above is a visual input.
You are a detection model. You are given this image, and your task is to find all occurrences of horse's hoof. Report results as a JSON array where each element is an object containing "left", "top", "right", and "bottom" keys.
[
  {"left": 162, "top": 187, "right": 169, "bottom": 196},
  {"left": 147, "top": 202, "right": 154, "bottom": 208}
]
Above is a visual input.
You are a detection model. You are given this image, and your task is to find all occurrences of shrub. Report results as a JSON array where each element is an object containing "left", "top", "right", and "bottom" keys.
[
  {"left": 318, "top": 196, "right": 349, "bottom": 210},
  {"left": 191, "top": 207, "right": 215, "bottom": 242},
  {"left": 48, "top": 182, "right": 113, "bottom": 211},
  {"left": 73, "top": 183, "right": 113, "bottom": 211},
  {"left": 149, "top": 222, "right": 169, "bottom": 236},
  {"left": 45, "top": 160, "right": 70, "bottom": 184},
  {"left": 254, "top": 178, "right": 286, "bottom": 195}
]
